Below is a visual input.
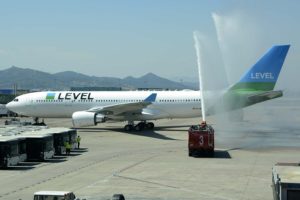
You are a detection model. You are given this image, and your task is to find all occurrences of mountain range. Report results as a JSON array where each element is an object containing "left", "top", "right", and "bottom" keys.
[{"left": 0, "top": 66, "right": 198, "bottom": 90}]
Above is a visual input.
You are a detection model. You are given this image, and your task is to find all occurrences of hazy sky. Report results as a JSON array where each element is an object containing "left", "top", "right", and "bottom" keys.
[{"left": 0, "top": 0, "right": 299, "bottom": 87}]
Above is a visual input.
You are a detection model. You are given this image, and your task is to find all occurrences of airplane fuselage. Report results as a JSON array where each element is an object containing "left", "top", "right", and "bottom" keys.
[{"left": 8, "top": 90, "right": 203, "bottom": 120}]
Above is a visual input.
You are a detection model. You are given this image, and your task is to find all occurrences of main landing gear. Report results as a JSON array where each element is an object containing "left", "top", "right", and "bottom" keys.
[{"left": 124, "top": 121, "right": 155, "bottom": 131}]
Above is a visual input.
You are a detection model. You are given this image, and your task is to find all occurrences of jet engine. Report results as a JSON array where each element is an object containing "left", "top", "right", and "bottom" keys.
[{"left": 72, "top": 111, "right": 105, "bottom": 127}]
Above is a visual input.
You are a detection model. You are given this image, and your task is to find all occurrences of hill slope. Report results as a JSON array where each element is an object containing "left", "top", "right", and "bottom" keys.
[{"left": 0, "top": 66, "right": 192, "bottom": 90}]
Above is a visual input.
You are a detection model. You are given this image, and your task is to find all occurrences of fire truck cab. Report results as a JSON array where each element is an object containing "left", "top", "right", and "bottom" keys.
[{"left": 188, "top": 122, "right": 214, "bottom": 157}]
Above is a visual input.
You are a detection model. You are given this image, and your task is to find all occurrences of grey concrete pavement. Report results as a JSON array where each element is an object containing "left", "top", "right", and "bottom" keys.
[{"left": 0, "top": 97, "right": 299, "bottom": 200}]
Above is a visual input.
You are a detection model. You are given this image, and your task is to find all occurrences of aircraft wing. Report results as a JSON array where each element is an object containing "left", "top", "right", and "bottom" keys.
[{"left": 87, "top": 93, "right": 157, "bottom": 116}]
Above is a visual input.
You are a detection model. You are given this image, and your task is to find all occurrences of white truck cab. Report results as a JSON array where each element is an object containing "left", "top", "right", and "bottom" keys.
[{"left": 33, "top": 191, "right": 76, "bottom": 200}]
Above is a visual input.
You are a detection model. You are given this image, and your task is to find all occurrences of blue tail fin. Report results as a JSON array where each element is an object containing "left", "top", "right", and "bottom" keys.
[
  {"left": 144, "top": 93, "right": 157, "bottom": 102},
  {"left": 231, "top": 45, "right": 290, "bottom": 91}
]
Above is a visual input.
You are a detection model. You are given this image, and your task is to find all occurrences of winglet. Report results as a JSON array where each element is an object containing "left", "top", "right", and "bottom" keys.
[{"left": 144, "top": 93, "right": 157, "bottom": 102}]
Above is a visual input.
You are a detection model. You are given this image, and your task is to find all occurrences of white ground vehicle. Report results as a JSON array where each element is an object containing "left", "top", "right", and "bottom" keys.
[
  {"left": 33, "top": 191, "right": 125, "bottom": 200},
  {"left": 33, "top": 191, "right": 76, "bottom": 200},
  {"left": 0, "top": 137, "right": 26, "bottom": 168},
  {"left": 272, "top": 163, "right": 300, "bottom": 200}
]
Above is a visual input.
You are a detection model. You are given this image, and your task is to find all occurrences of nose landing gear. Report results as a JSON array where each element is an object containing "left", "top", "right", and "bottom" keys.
[{"left": 33, "top": 117, "right": 46, "bottom": 126}]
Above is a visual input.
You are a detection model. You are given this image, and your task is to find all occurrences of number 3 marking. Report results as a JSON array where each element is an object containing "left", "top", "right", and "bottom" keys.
[{"left": 199, "top": 135, "right": 204, "bottom": 145}]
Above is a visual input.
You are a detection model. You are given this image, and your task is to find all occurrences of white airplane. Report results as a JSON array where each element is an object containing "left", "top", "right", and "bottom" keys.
[{"left": 6, "top": 45, "right": 290, "bottom": 131}]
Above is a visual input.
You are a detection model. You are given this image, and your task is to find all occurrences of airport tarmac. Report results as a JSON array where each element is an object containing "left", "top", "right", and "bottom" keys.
[{"left": 0, "top": 97, "right": 300, "bottom": 200}]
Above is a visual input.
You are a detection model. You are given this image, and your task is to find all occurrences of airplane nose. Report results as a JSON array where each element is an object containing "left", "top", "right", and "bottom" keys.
[
  {"left": 6, "top": 102, "right": 14, "bottom": 111},
  {"left": 6, "top": 99, "right": 25, "bottom": 115}
]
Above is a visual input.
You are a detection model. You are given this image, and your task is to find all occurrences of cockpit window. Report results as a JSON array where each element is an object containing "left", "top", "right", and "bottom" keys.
[{"left": 13, "top": 98, "right": 19, "bottom": 102}]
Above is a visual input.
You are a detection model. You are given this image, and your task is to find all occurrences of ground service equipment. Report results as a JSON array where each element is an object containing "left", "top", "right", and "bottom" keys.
[
  {"left": 33, "top": 191, "right": 76, "bottom": 200},
  {"left": 24, "top": 135, "right": 54, "bottom": 161},
  {"left": 52, "top": 128, "right": 77, "bottom": 155},
  {"left": 0, "top": 137, "right": 26, "bottom": 168},
  {"left": 33, "top": 191, "right": 125, "bottom": 200},
  {"left": 68, "top": 129, "right": 77, "bottom": 149},
  {"left": 53, "top": 132, "right": 69, "bottom": 155},
  {"left": 188, "top": 122, "right": 214, "bottom": 157},
  {"left": 272, "top": 163, "right": 300, "bottom": 200}
]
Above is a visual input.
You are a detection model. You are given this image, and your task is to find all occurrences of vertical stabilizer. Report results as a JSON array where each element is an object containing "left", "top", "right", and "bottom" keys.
[{"left": 230, "top": 45, "right": 290, "bottom": 91}]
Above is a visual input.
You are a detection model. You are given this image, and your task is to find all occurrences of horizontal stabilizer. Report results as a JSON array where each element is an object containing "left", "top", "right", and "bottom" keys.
[{"left": 247, "top": 90, "right": 283, "bottom": 104}]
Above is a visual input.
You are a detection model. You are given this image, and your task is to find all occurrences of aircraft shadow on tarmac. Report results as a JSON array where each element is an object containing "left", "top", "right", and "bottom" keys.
[
  {"left": 153, "top": 126, "right": 191, "bottom": 132},
  {"left": 78, "top": 127, "right": 180, "bottom": 140},
  {"left": 117, "top": 129, "right": 182, "bottom": 140}
]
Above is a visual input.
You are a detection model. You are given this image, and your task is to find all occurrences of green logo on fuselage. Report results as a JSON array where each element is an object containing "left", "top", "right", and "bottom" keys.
[{"left": 46, "top": 93, "right": 55, "bottom": 100}]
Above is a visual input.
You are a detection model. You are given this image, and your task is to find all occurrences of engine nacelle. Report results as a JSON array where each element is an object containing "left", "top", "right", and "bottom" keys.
[{"left": 72, "top": 111, "right": 105, "bottom": 128}]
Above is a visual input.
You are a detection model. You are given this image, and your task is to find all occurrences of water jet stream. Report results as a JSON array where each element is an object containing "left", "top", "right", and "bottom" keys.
[{"left": 193, "top": 31, "right": 206, "bottom": 121}]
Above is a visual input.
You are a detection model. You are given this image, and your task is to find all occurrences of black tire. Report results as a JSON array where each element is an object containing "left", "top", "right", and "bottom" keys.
[
  {"left": 188, "top": 150, "right": 193, "bottom": 157},
  {"left": 147, "top": 122, "right": 154, "bottom": 129},
  {"left": 112, "top": 194, "right": 125, "bottom": 200},
  {"left": 134, "top": 124, "right": 142, "bottom": 131},
  {"left": 124, "top": 125, "right": 133, "bottom": 131},
  {"left": 138, "top": 122, "right": 146, "bottom": 129}
]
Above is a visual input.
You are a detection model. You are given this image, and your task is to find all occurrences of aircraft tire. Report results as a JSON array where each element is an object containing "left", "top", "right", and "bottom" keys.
[
  {"left": 124, "top": 125, "right": 133, "bottom": 131},
  {"left": 147, "top": 122, "right": 154, "bottom": 129},
  {"left": 134, "top": 124, "right": 143, "bottom": 131}
]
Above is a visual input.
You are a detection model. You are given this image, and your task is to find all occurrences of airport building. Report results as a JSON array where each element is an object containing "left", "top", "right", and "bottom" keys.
[
  {"left": 0, "top": 87, "right": 30, "bottom": 104},
  {"left": 70, "top": 86, "right": 122, "bottom": 91}
]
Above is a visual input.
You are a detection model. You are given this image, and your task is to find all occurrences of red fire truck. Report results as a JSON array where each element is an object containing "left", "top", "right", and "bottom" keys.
[{"left": 188, "top": 122, "right": 214, "bottom": 157}]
